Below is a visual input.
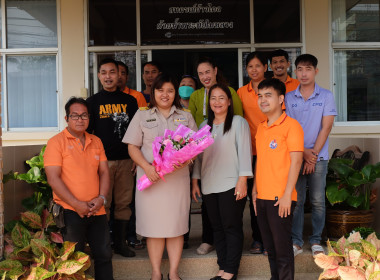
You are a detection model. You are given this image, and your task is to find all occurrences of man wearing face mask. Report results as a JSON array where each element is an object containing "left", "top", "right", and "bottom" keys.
[{"left": 179, "top": 75, "right": 198, "bottom": 109}]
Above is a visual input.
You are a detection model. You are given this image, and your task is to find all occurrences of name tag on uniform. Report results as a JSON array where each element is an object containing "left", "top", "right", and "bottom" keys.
[
  {"left": 146, "top": 118, "right": 156, "bottom": 122},
  {"left": 174, "top": 117, "right": 186, "bottom": 122}
]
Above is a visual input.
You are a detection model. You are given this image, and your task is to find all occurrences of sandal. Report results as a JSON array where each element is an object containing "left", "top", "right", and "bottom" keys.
[
  {"left": 196, "top": 243, "right": 214, "bottom": 255},
  {"left": 311, "top": 244, "right": 324, "bottom": 257},
  {"left": 249, "top": 241, "right": 263, "bottom": 254}
]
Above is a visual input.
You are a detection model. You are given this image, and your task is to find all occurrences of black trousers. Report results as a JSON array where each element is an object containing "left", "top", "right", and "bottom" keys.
[
  {"left": 201, "top": 200, "right": 214, "bottom": 244},
  {"left": 247, "top": 156, "right": 263, "bottom": 244},
  {"left": 199, "top": 180, "right": 213, "bottom": 245},
  {"left": 256, "top": 199, "right": 296, "bottom": 280},
  {"left": 203, "top": 188, "right": 246, "bottom": 275},
  {"left": 63, "top": 210, "right": 114, "bottom": 280}
]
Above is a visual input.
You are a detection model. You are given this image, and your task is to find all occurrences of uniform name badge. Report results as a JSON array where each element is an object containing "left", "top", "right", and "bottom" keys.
[{"left": 174, "top": 117, "right": 186, "bottom": 123}]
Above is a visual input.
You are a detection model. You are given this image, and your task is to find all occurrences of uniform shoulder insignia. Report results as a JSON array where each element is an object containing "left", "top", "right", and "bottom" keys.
[
  {"left": 139, "top": 107, "right": 149, "bottom": 111},
  {"left": 182, "top": 108, "right": 191, "bottom": 112}
]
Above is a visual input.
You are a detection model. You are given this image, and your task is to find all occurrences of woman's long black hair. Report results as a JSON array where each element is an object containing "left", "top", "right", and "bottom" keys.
[
  {"left": 207, "top": 83, "right": 234, "bottom": 135},
  {"left": 196, "top": 56, "right": 229, "bottom": 87}
]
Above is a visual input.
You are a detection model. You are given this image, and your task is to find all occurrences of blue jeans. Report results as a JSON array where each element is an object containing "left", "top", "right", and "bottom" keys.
[{"left": 292, "top": 160, "right": 328, "bottom": 247}]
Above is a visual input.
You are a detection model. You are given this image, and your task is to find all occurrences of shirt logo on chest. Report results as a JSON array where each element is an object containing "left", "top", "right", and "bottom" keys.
[{"left": 269, "top": 139, "right": 278, "bottom": 149}]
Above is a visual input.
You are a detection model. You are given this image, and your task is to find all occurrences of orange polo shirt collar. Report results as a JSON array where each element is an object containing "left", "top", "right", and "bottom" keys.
[
  {"left": 262, "top": 112, "right": 287, "bottom": 128},
  {"left": 63, "top": 128, "right": 93, "bottom": 151}
]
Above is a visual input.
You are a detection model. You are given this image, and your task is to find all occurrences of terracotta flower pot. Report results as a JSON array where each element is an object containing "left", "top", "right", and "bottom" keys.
[{"left": 325, "top": 208, "right": 375, "bottom": 239}]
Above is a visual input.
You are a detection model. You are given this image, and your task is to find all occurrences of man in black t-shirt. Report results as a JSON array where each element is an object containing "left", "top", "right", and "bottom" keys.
[{"left": 87, "top": 58, "right": 138, "bottom": 258}]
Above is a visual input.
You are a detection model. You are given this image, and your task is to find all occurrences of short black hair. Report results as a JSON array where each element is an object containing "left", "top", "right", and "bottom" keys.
[
  {"left": 270, "top": 49, "right": 289, "bottom": 63},
  {"left": 116, "top": 61, "right": 129, "bottom": 75},
  {"left": 98, "top": 58, "right": 118, "bottom": 72},
  {"left": 245, "top": 51, "right": 268, "bottom": 68},
  {"left": 207, "top": 84, "right": 234, "bottom": 135},
  {"left": 181, "top": 75, "right": 198, "bottom": 89},
  {"left": 258, "top": 78, "right": 286, "bottom": 97},
  {"left": 65, "top": 97, "right": 89, "bottom": 118},
  {"left": 142, "top": 61, "right": 162, "bottom": 73},
  {"left": 295, "top": 54, "right": 318, "bottom": 68},
  {"left": 149, "top": 73, "right": 182, "bottom": 109}
]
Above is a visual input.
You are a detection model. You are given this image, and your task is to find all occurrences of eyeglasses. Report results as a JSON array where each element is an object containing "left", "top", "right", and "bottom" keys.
[{"left": 69, "top": 114, "right": 89, "bottom": 120}]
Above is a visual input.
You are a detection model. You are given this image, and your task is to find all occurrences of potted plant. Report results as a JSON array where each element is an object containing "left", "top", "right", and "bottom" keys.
[
  {"left": 0, "top": 209, "right": 93, "bottom": 279},
  {"left": 4, "top": 146, "right": 52, "bottom": 214},
  {"left": 1, "top": 146, "right": 94, "bottom": 279},
  {"left": 314, "top": 231, "right": 380, "bottom": 279},
  {"left": 325, "top": 158, "right": 380, "bottom": 238}
]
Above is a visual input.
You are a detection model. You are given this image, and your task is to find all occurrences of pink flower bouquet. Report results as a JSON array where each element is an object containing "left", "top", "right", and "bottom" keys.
[{"left": 137, "top": 124, "right": 214, "bottom": 191}]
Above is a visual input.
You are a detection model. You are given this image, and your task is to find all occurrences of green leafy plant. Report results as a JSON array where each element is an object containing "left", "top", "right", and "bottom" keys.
[
  {"left": 326, "top": 158, "right": 380, "bottom": 210},
  {"left": 4, "top": 146, "right": 52, "bottom": 214},
  {"left": 0, "top": 210, "right": 93, "bottom": 280},
  {"left": 346, "top": 227, "right": 380, "bottom": 240},
  {"left": 315, "top": 231, "right": 380, "bottom": 280}
]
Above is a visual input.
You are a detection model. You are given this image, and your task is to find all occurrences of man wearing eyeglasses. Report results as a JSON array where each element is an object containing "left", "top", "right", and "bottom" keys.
[
  {"left": 44, "top": 97, "right": 113, "bottom": 280},
  {"left": 87, "top": 58, "right": 139, "bottom": 258}
]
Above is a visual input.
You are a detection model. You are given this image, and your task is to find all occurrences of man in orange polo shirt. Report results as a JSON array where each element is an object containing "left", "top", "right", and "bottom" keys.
[
  {"left": 44, "top": 97, "right": 113, "bottom": 280},
  {"left": 116, "top": 61, "right": 147, "bottom": 108},
  {"left": 253, "top": 78, "right": 303, "bottom": 280},
  {"left": 270, "top": 49, "right": 300, "bottom": 93}
]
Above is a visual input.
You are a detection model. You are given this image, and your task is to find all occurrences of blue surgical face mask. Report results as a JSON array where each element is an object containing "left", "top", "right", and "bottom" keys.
[{"left": 179, "top": 86, "right": 195, "bottom": 100}]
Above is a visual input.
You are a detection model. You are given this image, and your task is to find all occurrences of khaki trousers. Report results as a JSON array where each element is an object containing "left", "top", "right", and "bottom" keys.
[{"left": 106, "top": 159, "right": 134, "bottom": 220}]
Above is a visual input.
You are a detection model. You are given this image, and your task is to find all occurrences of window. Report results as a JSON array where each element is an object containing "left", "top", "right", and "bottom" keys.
[
  {"left": 88, "top": 0, "right": 136, "bottom": 46},
  {"left": 7, "top": 0, "right": 57, "bottom": 48},
  {"left": 332, "top": 0, "right": 380, "bottom": 42},
  {"left": 88, "top": 52, "right": 138, "bottom": 95},
  {"left": 0, "top": 0, "right": 58, "bottom": 130},
  {"left": 254, "top": 0, "right": 301, "bottom": 43},
  {"left": 332, "top": 0, "right": 380, "bottom": 123},
  {"left": 334, "top": 50, "right": 380, "bottom": 122},
  {"left": 242, "top": 48, "right": 301, "bottom": 85},
  {"left": 7, "top": 55, "right": 57, "bottom": 128}
]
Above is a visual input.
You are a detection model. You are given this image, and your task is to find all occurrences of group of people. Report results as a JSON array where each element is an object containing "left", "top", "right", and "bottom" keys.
[{"left": 43, "top": 49, "right": 337, "bottom": 280}]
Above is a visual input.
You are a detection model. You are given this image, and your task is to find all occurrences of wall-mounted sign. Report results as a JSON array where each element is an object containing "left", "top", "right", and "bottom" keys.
[{"left": 141, "top": 1, "right": 250, "bottom": 45}]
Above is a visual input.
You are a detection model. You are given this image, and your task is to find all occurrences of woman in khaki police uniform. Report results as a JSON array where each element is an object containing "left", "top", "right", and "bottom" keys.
[{"left": 123, "top": 73, "right": 197, "bottom": 280}]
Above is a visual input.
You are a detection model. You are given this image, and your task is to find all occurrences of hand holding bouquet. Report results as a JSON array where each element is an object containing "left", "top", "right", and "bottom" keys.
[{"left": 137, "top": 124, "right": 214, "bottom": 191}]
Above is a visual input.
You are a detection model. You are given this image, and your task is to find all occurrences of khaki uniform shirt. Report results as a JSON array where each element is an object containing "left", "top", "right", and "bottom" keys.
[
  {"left": 123, "top": 105, "right": 197, "bottom": 173},
  {"left": 122, "top": 105, "right": 197, "bottom": 237}
]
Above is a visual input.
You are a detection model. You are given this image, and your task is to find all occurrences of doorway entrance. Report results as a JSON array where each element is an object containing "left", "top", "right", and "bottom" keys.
[{"left": 152, "top": 49, "right": 239, "bottom": 90}]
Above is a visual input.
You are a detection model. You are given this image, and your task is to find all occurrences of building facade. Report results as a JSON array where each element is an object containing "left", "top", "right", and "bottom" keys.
[{"left": 0, "top": 0, "right": 380, "bottom": 231}]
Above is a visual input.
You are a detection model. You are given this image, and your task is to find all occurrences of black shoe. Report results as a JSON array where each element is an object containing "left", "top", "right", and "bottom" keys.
[
  {"left": 167, "top": 273, "right": 182, "bottom": 280},
  {"left": 210, "top": 276, "right": 221, "bottom": 280},
  {"left": 128, "top": 239, "right": 145, "bottom": 250},
  {"left": 113, "top": 220, "right": 136, "bottom": 257}
]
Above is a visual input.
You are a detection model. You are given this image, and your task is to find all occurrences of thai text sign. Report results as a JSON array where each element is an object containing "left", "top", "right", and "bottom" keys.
[{"left": 141, "top": 1, "right": 250, "bottom": 45}]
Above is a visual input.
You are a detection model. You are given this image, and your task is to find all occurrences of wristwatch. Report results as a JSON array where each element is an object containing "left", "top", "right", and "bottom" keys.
[{"left": 98, "top": 195, "right": 107, "bottom": 206}]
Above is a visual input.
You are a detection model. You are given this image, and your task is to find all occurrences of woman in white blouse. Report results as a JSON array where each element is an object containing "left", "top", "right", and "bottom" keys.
[{"left": 192, "top": 84, "right": 253, "bottom": 280}]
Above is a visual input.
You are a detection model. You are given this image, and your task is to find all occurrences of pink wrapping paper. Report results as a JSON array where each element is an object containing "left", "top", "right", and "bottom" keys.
[{"left": 137, "top": 124, "right": 214, "bottom": 191}]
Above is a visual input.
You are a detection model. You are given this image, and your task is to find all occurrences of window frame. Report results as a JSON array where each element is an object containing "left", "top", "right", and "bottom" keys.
[
  {"left": 331, "top": 0, "right": 380, "bottom": 126},
  {"left": 0, "top": 0, "right": 61, "bottom": 132}
]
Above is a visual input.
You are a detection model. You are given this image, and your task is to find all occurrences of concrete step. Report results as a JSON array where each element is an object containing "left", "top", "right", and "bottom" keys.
[
  {"left": 111, "top": 247, "right": 322, "bottom": 280},
  {"left": 87, "top": 202, "right": 322, "bottom": 279},
  {"left": 116, "top": 274, "right": 320, "bottom": 280}
]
